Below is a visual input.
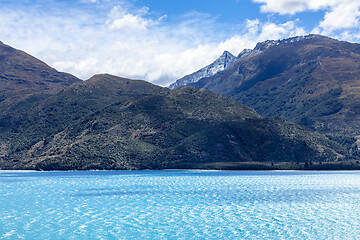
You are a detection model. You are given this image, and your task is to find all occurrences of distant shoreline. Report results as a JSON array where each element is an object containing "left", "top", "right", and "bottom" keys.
[{"left": 1, "top": 161, "right": 360, "bottom": 171}]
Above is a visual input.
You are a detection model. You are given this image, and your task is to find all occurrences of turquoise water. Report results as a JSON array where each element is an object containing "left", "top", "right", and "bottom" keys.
[{"left": 1, "top": 170, "right": 360, "bottom": 239}]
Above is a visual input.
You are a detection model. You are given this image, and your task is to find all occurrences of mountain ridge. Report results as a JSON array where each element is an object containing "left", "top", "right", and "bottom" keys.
[
  {"left": 0, "top": 41, "right": 81, "bottom": 103},
  {"left": 186, "top": 34, "right": 360, "bottom": 155}
]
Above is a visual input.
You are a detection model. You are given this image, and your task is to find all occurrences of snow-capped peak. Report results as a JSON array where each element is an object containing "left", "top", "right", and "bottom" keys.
[
  {"left": 254, "top": 40, "right": 278, "bottom": 51},
  {"left": 254, "top": 34, "right": 331, "bottom": 52},
  {"left": 169, "top": 51, "right": 237, "bottom": 89},
  {"left": 168, "top": 34, "right": 333, "bottom": 89}
]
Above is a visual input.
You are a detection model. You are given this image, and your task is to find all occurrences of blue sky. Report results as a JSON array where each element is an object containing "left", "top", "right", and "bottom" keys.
[{"left": 0, "top": 0, "right": 359, "bottom": 86}]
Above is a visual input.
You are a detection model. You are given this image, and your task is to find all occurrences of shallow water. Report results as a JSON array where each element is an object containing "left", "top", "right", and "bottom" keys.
[{"left": 1, "top": 170, "right": 360, "bottom": 239}]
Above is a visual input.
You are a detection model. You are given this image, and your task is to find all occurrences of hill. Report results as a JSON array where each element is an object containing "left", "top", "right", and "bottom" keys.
[
  {"left": 0, "top": 41, "right": 80, "bottom": 103},
  {"left": 0, "top": 74, "right": 348, "bottom": 170}
]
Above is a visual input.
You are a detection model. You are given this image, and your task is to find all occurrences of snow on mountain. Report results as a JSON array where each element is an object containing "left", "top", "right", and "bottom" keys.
[
  {"left": 169, "top": 35, "right": 329, "bottom": 89},
  {"left": 253, "top": 34, "right": 330, "bottom": 52},
  {"left": 169, "top": 51, "right": 237, "bottom": 89}
]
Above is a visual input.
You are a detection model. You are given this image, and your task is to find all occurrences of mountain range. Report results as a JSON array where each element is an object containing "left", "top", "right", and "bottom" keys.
[
  {"left": 179, "top": 34, "right": 360, "bottom": 156},
  {"left": 0, "top": 36, "right": 358, "bottom": 170}
]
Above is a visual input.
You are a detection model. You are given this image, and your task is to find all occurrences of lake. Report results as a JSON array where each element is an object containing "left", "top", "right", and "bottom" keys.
[{"left": 1, "top": 170, "right": 360, "bottom": 239}]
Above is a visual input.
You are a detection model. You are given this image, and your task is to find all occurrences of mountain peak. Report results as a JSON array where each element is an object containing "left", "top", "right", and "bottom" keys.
[
  {"left": 0, "top": 41, "right": 81, "bottom": 102},
  {"left": 168, "top": 34, "right": 340, "bottom": 90},
  {"left": 169, "top": 51, "right": 237, "bottom": 89},
  {"left": 238, "top": 49, "right": 252, "bottom": 58},
  {"left": 221, "top": 51, "right": 233, "bottom": 57},
  {"left": 254, "top": 40, "right": 278, "bottom": 51},
  {"left": 218, "top": 51, "right": 236, "bottom": 67},
  {"left": 254, "top": 34, "right": 336, "bottom": 52}
]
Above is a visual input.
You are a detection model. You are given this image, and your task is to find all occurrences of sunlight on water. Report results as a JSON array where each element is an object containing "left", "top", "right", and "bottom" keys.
[{"left": 1, "top": 170, "right": 360, "bottom": 239}]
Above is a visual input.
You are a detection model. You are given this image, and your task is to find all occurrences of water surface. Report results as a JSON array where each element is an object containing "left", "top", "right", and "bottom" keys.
[{"left": 1, "top": 170, "right": 360, "bottom": 239}]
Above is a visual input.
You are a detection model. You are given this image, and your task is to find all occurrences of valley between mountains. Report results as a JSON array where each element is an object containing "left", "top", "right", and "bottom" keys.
[{"left": 0, "top": 35, "right": 359, "bottom": 170}]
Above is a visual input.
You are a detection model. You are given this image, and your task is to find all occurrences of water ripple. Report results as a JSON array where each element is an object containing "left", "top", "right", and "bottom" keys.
[{"left": 1, "top": 170, "right": 360, "bottom": 239}]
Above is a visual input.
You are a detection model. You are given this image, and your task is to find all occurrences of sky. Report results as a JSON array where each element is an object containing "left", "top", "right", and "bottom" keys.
[{"left": 0, "top": 0, "right": 359, "bottom": 86}]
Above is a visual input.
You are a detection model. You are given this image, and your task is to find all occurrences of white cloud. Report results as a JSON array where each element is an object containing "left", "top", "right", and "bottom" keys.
[
  {"left": 82, "top": 0, "right": 99, "bottom": 3},
  {"left": 253, "top": 0, "right": 360, "bottom": 35},
  {"left": 257, "top": 21, "right": 305, "bottom": 41},
  {"left": 108, "top": 14, "right": 152, "bottom": 31},
  {"left": 319, "top": 2, "right": 360, "bottom": 33},
  {"left": 105, "top": 5, "right": 152, "bottom": 31},
  {"left": 253, "top": 0, "right": 337, "bottom": 15},
  {"left": 0, "top": 1, "right": 338, "bottom": 87},
  {"left": 0, "top": 3, "right": 305, "bottom": 86}
]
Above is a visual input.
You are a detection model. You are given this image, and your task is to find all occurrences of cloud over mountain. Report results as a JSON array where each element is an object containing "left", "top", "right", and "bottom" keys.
[{"left": 0, "top": 0, "right": 358, "bottom": 86}]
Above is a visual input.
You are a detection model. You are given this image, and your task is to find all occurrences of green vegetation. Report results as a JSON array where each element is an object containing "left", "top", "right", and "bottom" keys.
[
  {"left": 0, "top": 37, "right": 358, "bottom": 171},
  {"left": 0, "top": 74, "right": 349, "bottom": 170},
  {"left": 172, "top": 161, "right": 360, "bottom": 171}
]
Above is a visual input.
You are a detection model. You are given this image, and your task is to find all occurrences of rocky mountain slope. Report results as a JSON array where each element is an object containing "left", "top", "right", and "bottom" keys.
[
  {"left": 189, "top": 35, "right": 360, "bottom": 153},
  {"left": 169, "top": 51, "right": 237, "bottom": 89},
  {"left": 0, "top": 41, "right": 80, "bottom": 103}
]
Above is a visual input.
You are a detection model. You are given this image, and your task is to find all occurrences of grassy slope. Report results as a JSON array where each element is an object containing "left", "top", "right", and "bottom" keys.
[{"left": 0, "top": 74, "right": 348, "bottom": 170}]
